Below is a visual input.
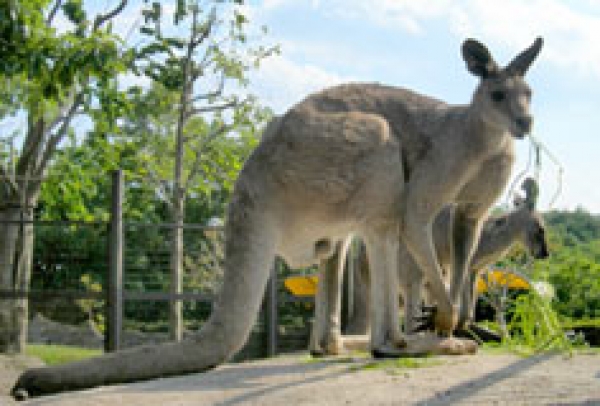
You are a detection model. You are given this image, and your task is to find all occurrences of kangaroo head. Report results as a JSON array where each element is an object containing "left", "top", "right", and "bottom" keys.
[
  {"left": 462, "top": 37, "right": 543, "bottom": 139},
  {"left": 514, "top": 177, "right": 549, "bottom": 259}
]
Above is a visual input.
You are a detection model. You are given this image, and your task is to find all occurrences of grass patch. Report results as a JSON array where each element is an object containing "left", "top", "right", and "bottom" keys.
[
  {"left": 351, "top": 356, "right": 444, "bottom": 374},
  {"left": 26, "top": 344, "right": 101, "bottom": 366},
  {"left": 572, "top": 346, "right": 600, "bottom": 355}
]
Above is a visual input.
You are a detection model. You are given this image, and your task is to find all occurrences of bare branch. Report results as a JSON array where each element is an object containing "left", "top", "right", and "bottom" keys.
[
  {"left": 186, "top": 100, "right": 238, "bottom": 119},
  {"left": 93, "top": 0, "right": 128, "bottom": 30},
  {"left": 16, "top": 118, "right": 46, "bottom": 177},
  {"left": 191, "top": 73, "right": 225, "bottom": 103},
  {"left": 184, "top": 123, "right": 232, "bottom": 190},
  {"left": 35, "top": 92, "right": 85, "bottom": 178},
  {"left": 193, "top": 35, "right": 232, "bottom": 77},
  {"left": 191, "top": 7, "right": 217, "bottom": 49},
  {"left": 46, "top": 96, "right": 81, "bottom": 133},
  {"left": 46, "top": 0, "right": 63, "bottom": 26},
  {"left": 0, "top": 164, "right": 19, "bottom": 196},
  {"left": 140, "top": 158, "right": 174, "bottom": 208}
]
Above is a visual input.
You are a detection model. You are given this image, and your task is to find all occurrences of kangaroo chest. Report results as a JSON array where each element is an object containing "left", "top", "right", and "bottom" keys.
[{"left": 456, "top": 149, "right": 515, "bottom": 215}]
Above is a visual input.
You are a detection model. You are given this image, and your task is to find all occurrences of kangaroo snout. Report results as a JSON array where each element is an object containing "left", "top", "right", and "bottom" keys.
[
  {"left": 536, "top": 243, "right": 550, "bottom": 260},
  {"left": 515, "top": 115, "right": 533, "bottom": 135}
]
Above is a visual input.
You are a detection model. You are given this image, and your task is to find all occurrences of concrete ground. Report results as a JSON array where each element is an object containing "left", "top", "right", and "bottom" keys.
[{"left": 2, "top": 351, "right": 599, "bottom": 405}]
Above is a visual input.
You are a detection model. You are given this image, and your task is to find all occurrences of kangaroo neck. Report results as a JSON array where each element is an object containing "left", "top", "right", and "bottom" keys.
[{"left": 460, "top": 108, "right": 514, "bottom": 157}]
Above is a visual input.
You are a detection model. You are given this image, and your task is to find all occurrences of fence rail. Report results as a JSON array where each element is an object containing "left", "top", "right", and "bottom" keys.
[
  {"left": 0, "top": 170, "right": 356, "bottom": 360},
  {"left": 0, "top": 289, "right": 104, "bottom": 300}
]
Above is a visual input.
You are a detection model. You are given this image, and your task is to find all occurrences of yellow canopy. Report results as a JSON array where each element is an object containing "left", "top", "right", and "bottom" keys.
[
  {"left": 476, "top": 270, "right": 531, "bottom": 294},
  {"left": 284, "top": 275, "right": 319, "bottom": 296},
  {"left": 285, "top": 270, "right": 531, "bottom": 297}
]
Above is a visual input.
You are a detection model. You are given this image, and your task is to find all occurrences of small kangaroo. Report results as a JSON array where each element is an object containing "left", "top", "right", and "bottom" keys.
[
  {"left": 13, "top": 37, "right": 543, "bottom": 398},
  {"left": 310, "top": 179, "right": 549, "bottom": 355},
  {"left": 403, "top": 177, "right": 549, "bottom": 334}
]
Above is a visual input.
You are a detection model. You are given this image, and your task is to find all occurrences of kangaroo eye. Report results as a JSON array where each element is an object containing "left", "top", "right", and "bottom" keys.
[{"left": 491, "top": 90, "right": 505, "bottom": 102}]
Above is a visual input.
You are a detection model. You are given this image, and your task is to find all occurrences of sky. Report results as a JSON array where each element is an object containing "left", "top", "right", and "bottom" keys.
[
  {"left": 4, "top": 0, "right": 599, "bottom": 214},
  {"left": 239, "top": 0, "right": 600, "bottom": 214}
]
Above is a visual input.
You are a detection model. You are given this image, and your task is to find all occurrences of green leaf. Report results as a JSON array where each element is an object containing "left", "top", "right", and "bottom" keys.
[{"left": 62, "top": 0, "right": 86, "bottom": 25}]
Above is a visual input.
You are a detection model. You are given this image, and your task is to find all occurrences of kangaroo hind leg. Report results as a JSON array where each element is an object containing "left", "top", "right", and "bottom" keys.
[{"left": 366, "top": 228, "right": 405, "bottom": 358}]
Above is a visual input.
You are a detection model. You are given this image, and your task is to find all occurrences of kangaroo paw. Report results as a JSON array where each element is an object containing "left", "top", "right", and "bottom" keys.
[
  {"left": 413, "top": 314, "right": 434, "bottom": 323},
  {"left": 412, "top": 307, "right": 436, "bottom": 332},
  {"left": 413, "top": 321, "right": 435, "bottom": 333}
]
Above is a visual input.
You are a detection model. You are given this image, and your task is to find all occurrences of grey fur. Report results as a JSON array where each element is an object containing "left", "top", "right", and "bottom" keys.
[
  {"left": 12, "top": 37, "right": 543, "bottom": 398},
  {"left": 310, "top": 179, "right": 549, "bottom": 354}
]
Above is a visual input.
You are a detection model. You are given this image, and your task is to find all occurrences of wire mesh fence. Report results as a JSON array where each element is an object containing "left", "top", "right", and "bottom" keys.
[
  {"left": 120, "top": 223, "right": 223, "bottom": 347},
  {"left": 0, "top": 216, "right": 320, "bottom": 359},
  {"left": 0, "top": 170, "right": 349, "bottom": 359},
  {"left": 0, "top": 219, "right": 108, "bottom": 349}
]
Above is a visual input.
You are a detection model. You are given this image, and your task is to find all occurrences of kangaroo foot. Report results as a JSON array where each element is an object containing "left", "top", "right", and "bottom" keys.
[
  {"left": 310, "top": 333, "right": 345, "bottom": 357},
  {"left": 309, "top": 341, "right": 327, "bottom": 357},
  {"left": 436, "top": 336, "right": 478, "bottom": 355},
  {"left": 404, "top": 333, "right": 478, "bottom": 355},
  {"left": 434, "top": 304, "right": 459, "bottom": 334},
  {"left": 325, "top": 333, "right": 345, "bottom": 356},
  {"left": 341, "top": 335, "right": 369, "bottom": 352},
  {"left": 391, "top": 334, "right": 408, "bottom": 349}
]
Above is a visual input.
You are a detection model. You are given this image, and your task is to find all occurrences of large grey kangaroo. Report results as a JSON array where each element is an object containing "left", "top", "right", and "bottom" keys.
[
  {"left": 310, "top": 178, "right": 549, "bottom": 356},
  {"left": 13, "top": 37, "right": 543, "bottom": 398}
]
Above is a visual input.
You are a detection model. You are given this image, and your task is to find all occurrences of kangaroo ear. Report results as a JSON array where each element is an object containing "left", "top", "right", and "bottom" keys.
[
  {"left": 521, "top": 177, "right": 539, "bottom": 210},
  {"left": 462, "top": 39, "right": 499, "bottom": 78},
  {"left": 506, "top": 37, "right": 543, "bottom": 76}
]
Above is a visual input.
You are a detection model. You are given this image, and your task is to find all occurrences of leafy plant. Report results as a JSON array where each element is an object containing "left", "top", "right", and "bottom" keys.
[{"left": 504, "top": 288, "right": 572, "bottom": 355}]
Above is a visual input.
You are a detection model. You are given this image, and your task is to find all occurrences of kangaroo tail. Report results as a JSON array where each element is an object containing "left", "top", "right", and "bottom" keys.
[{"left": 12, "top": 181, "right": 277, "bottom": 399}]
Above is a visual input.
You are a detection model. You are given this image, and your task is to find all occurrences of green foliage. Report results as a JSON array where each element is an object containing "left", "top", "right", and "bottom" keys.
[
  {"left": 62, "top": 0, "right": 86, "bottom": 25},
  {"left": 545, "top": 208, "right": 600, "bottom": 247},
  {"left": 473, "top": 207, "right": 600, "bottom": 353},
  {"left": 504, "top": 289, "right": 573, "bottom": 355},
  {"left": 134, "top": 0, "right": 278, "bottom": 92},
  {"left": 77, "top": 274, "right": 105, "bottom": 331},
  {"left": 547, "top": 243, "right": 600, "bottom": 319},
  {"left": 38, "top": 134, "right": 166, "bottom": 223},
  {"left": 0, "top": 0, "right": 131, "bottom": 119}
]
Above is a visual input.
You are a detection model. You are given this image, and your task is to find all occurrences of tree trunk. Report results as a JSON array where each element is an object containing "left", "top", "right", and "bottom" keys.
[
  {"left": 15, "top": 208, "right": 34, "bottom": 352},
  {"left": 0, "top": 205, "right": 34, "bottom": 353},
  {"left": 0, "top": 207, "right": 20, "bottom": 353},
  {"left": 169, "top": 196, "right": 184, "bottom": 341}
]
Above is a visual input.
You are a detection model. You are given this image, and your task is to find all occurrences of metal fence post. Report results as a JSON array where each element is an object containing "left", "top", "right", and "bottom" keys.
[
  {"left": 264, "top": 260, "right": 278, "bottom": 357},
  {"left": 106, "top": 170, "right": 124, "bottom": 352}
]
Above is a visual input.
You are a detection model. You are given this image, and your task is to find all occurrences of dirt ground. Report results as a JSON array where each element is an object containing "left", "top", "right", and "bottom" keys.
[{"left": 1, "top": 351, "right": 599, "bottom": 405}]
